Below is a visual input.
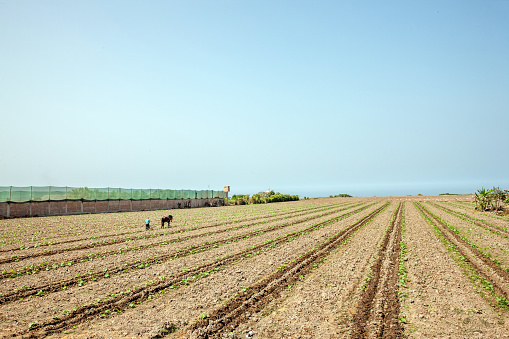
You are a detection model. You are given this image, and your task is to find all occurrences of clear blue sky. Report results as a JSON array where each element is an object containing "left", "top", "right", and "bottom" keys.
[{"left": 1, "top": 1, "right": 508, "bottom": 197}]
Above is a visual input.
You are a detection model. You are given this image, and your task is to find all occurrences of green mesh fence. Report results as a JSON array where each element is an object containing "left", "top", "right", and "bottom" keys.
[
  {"left": 132, "top": 189, "right": 142, "bottom": 200},
  {"left": 51, "top": 187, "right": 68, "bottom": 201},
  {"left": 0, "top": 186, "right": 226, "bottom": 202},
  {"left": 31, "top": 187, "right": 50, "bottom": 201},
  {"left": 120, "top": 188, "right": 132, "bottom": 200},
  {"left": 109, "top": 188, "right": 120, "bottom": 200},
  {"left": 10, "top": 187, "right": 31, "bottom": 203},
  {"left": 0, "top": 187, "right": 10, "bottom": 202}
]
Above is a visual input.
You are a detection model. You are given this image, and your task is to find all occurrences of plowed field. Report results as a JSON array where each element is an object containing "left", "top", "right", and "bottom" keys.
[{"left": 1, "top": 196, "right": 508, "bottom": 338}]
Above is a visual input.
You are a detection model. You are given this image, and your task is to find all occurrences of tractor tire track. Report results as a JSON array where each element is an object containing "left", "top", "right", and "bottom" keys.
[
  {"left": 183, "top": 203, "right": 390, "bottom": 338},
  {"left": 351, "top": 203, "right": 404, "bottom": 339}
]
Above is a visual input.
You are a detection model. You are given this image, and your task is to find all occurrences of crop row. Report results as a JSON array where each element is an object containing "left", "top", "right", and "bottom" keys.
[
  {"left": 415, "top": 202, "right": 509, "bottom": 309},
  {"left": 184, "top": 203, "right": 391, "bottom": 337},
  {"left": 13, "top": 203, "right": 385, "bottom": 337},
  {"left": 1, "top": 203, "right": 376, "bottom": 306},
  {"left": 0, "top": 203, "right": 362, "bottom": 280},
  {"left": 0, "top": 202, "right": 342, "bottom": 249},
  {"left": 0, "top": 202, "right": 352, "bottom": 264},
  {"left": 429, "top": 202, "right": 509, "bottom": 238},
  {"left": 351, "top": 202, "right": 404, "bottom": 338}
]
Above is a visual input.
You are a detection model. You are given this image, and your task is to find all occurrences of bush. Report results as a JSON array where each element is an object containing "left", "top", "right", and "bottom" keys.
[
  {"left": 474, "top": 187, "right": 507, "bottom": 211},
  {"left": 229, "top": 191, "right": 299, "bottom": 205}
]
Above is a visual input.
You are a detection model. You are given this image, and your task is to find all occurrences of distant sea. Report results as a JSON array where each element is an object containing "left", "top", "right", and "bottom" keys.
[{"left": 230, "top": 182, "right": 493, "bottom": 198}]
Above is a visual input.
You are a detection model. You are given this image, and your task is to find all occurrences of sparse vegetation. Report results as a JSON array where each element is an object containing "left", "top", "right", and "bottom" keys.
[
  {"left": 2, "top": 196, "right": 508, "bottom": 337},
  {"left": 474, "top": 187, "right": 507, "bottom": 212},
  {"left": 229, "top": 190, "right": 299, "bottom": 205}
]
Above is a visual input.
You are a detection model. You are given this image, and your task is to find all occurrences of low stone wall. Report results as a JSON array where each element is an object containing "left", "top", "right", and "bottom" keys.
[{"left": 0, "top": 198, "right": 224, "bottom": 218}]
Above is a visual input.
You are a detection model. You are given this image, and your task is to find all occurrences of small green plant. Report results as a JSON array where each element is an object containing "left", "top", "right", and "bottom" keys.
[{"left": 200, "top": 313, "right": 209, "bottom": 319}]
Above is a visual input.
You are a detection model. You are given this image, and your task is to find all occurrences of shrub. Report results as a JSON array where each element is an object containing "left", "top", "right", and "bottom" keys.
[
  {"left": 491, "top": 187, "right": 506, "bottom": 211},
  {"left": 229, "top": 191, "right": 299, "bottom": 205}
]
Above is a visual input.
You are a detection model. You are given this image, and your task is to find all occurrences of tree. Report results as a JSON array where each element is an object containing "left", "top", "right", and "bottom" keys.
[
  {"left": 474, "top": 187, "right": 493, "bottom": 211},
  {"left": 491, "top": 187, "right": 506, "bottom": 211}
]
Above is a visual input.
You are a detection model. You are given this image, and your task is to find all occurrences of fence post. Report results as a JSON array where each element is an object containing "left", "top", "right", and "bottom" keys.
[{"left": 49, "top": 186, "right": 51, "bottom": 215}]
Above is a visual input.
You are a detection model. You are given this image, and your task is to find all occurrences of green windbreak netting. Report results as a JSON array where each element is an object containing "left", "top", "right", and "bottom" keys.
[
  {"left": 132, "top": 189, "right": 142, "bottom": 200},
  {"left": 0, "top": 186, "right": 226, "bottom": 202},
  {"left": 0, "top": 187, "right": 11, "bottom": 202},
  {"left": 120, "top": 188, "right": 132, "bottom": 200},
  {"left": 95, "top": 188, "right": 109, "bottom": 200},
  {"left": 199, "top": 190, "right": 208, "bottom": 199},
  {"left": 175, "top": 190, "right": 182, "bottom": 199},
  {"left": 51, "top": 187, "right": 67, "bottom": 201},
  {"left": 150, "top": 189, "right": 160, "bottom": 200},
  {"left": 141, "top": 189, "right": 151, "bottom": 200},
  {"left": 10, "top": 187, "right": 31, "bottom": 203},
  {"left": 109, "top": 188, "right": 120, "bottom": 200},
  {"left": 168, "top": 190, "right": 175, "bottom": 199},
  {"left": 67, "top": 187, "right": 82, "bottom": 200},
  {"left": 31, "top": 187, "right": 50, "bottom": 201}
]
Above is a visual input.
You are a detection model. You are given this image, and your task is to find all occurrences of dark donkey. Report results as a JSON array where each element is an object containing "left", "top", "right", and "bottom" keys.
[{"left": 161, "top": 215, "right": 173, "bottom": 228}]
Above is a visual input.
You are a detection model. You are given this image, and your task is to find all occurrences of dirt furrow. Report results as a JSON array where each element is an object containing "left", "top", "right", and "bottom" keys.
[
  {"left": 430, "top": 202, "right": 509, "bottom": 237},
  {"left": 181, "top": 203, "right": 390, "bottom": 338},
  {"left": 0, "top": 203, "right": 357, "bottom": 268},
  {"left": 351, "top": 203, "right": 403, "bottom": 338},
  {"left": 0, "top": 203, "right": 373, "bottom": 305},
  {"left": 0, "top": 203, "right": 343, "bottom": 254},
  {"left": 0, "top": 203, "right": 366, "bottom": 283},
  {"left": 440, "top": 201, "right": 509, "bottom": 229},
  {"left": 7, "top": 204, "right": 382, "bottom": 338},
  {"left": 415, "top": 203, "right": 509, "bottom": 303}
]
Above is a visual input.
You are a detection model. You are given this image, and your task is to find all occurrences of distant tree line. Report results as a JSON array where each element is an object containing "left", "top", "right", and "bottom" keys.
[
  {"left": 229, "top": 190, "right": 299, "bottom": 205},
  {"left": 329, "top": 194, "right": 353, "bottom": 198}
]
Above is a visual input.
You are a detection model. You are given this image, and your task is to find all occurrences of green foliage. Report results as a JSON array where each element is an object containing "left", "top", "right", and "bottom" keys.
[
  {"left": 474, "top": 187, "right": 507, "bottom": 212},
  {"left": 474, "top": 187, "right": 493, "bottom": 212},
  {"left": 330, "top": 194, "right": 352, "bottom": 198},
  {"left": 491, "top": 187, "right": 506, "bottom": 211},
  {"left": 229, "top": 191, "right": 299, "bottom": 205}
]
